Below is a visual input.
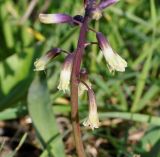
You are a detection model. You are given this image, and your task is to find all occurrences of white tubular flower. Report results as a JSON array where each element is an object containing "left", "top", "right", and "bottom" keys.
[
  {"left": 34, "top": 48, "right": 61, "bottom": 71},
  {"left": 39, "top": 13, "right": 73, "bottom": 24},
  {"left": 57, "top": 53, "right": 74, "bottom": 92},
  {"left": 96, "top": 32, "right": 127, "bottom": 72},
  {"left": 83, "top": 89, "right": 100, "bottom": 130}
]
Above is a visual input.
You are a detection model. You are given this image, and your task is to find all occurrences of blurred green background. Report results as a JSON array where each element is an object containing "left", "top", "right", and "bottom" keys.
[{"left": 0, "top": 0, "right": 160, "bottom": 157}]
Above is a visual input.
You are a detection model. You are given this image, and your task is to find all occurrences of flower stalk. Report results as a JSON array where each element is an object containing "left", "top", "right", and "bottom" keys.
[{"left": 70, "top": 1, "right": 96, "bottom": 157}]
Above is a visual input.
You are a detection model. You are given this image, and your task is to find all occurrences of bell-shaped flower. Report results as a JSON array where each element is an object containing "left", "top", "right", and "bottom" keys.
[
  {"left": 34, "top": 48, "right": 61, "bottom": 71},
  {"left": 98, "top": 0, "right": 119, "bottom": 10},
  {"left": 83, "top": 89, "right": 100, "bottom": 130},
  {"left": 96, "top": 32, "right": 127, "bottom": 72},
  {"left": 39, "top": 13, "right": 73, "bottom": 24},
  {"left": 58, "top": 53, "right": 74, "bottom": 92},
  {"left": 78, "top": 68, "right": 92, "bottom": 96}
]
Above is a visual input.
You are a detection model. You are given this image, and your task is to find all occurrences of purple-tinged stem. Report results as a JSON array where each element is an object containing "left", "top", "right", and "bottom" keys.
[{"left": 70, "top": 0, "right": 95, "bottom": 157}]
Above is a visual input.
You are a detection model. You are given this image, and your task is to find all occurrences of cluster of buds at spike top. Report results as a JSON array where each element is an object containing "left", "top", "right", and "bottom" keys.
[
  {"left": 90, "top": 0, "right": 119, "bottom": 20},
  {"left": 34, "top": 0, "right": 127, "bottom": 130}
]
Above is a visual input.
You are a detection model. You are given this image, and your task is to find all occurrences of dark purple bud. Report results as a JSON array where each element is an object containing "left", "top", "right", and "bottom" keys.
[
  {"left": 73, "top": 15, "right": 84, "bottom": 25},
  {"left": 98, "top": 0, "right": 119, "bottom": 10},
  {"left": 39, "top": 13, "right": 73, "bottom": 24}
]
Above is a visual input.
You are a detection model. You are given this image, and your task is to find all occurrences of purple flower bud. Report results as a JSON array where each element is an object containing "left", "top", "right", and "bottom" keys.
[
  {"left": 46, "top": 48, "right": 61, "bottom": 58},
  {"left": 96, "top": 32, "right": 127, "bottom": 72},
  {"left": 39, "top": 13, "right": 73, "bottom": 24},
  {"left": 34, "top": 48, "right": 61, "bottom": 71},
  {"left": 73, "top": 15, "right": 84, "bottom": 25},
  {"left": 98, "top": 0, "right": 119, "bottom": 10}
]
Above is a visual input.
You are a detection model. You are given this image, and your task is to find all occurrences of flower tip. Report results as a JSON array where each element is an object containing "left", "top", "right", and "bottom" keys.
[
  {"left": 107, "top": 54, "right": 127, "bottom": 73},
  {"left": 39, "top": 13, "right": 50, "bottom": 23},
  {"left": 34, "top": 59, "right": 46, "bottom": 71},
  {"left": 57, "top": 84, "right": 68, "bottom": 93},
  {"left": 83, "top": 118, "right": 100, "bottom": 130}
]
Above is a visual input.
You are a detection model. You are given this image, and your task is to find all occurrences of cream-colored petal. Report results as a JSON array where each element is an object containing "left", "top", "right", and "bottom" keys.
[
  {"left": 34, "top": 56, "right": 49, "bottom": 71},
  {"left": 103, "top": 47, "right": 127, "bottom": 72},
  {"left": 83, "top": 112, "right": 100, "bottom": 130},
  {"left": 57, "top": 53, "right": 74, "bottom": 92}
]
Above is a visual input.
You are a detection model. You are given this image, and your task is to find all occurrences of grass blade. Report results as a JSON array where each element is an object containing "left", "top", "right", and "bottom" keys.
[{"left": 100, "top": 112, "right": 160, "bottom": 125}]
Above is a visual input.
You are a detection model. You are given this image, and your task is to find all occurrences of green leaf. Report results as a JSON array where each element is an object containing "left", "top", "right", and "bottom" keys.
[
  {"left": 0, "top": 49, "right": 34, "bottom": 110},
  {"left": 0, "top": 1, "right": 14, "bottom": 49},
  {"left": 0, "top": 105, "right": 27, "bottom": 121},
  {"left": 27, "top": 74, "right": 66, "bottom": 157}
]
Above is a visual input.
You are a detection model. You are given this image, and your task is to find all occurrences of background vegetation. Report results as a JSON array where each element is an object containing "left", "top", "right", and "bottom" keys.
[{"left": 0, "top": 0, "right": 160, "bottom": 156}]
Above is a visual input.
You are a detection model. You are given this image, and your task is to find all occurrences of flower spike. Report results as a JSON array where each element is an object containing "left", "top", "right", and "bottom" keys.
[
  {"left": 39, "top": 13, "right": 73, "bottom": 24},
  {"left": 34, "top": 48, "right": 61, "bottom": 71},
  {"left": 96, "top": 32, "right": 127, "bottom": 72},
  {"left": 98, "top": 0, "right": 120, "bottom": 10},
  {"left": 83, "top": 89, "right": 100, "bottom": 130},
  {"left": 58, "top": 53, "right": 74, "bottom": 92}
]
